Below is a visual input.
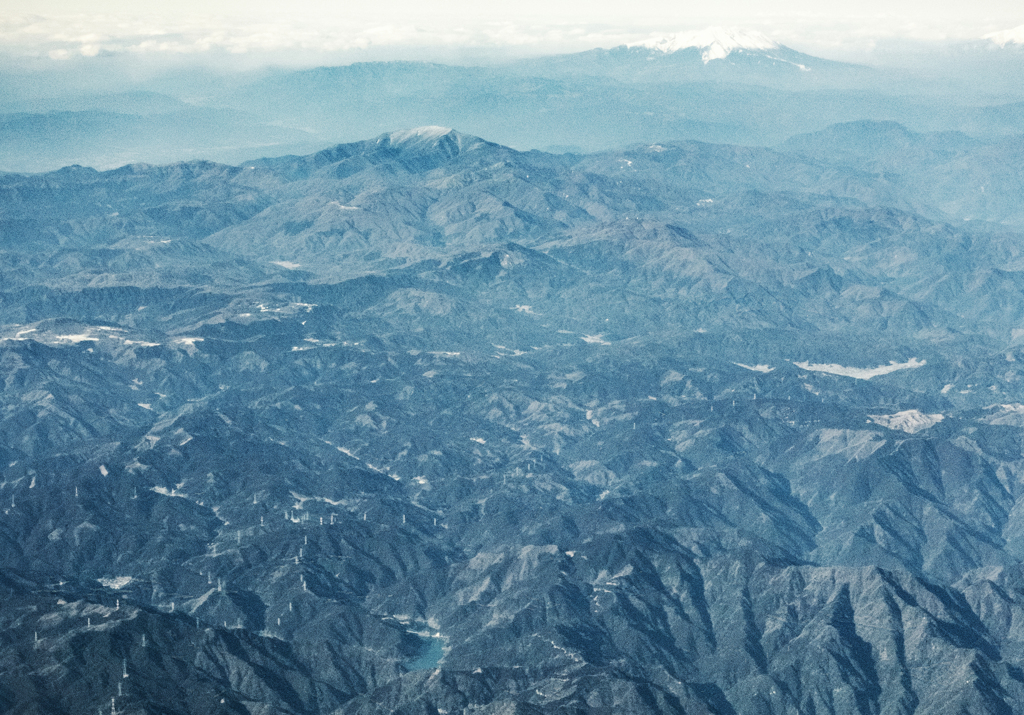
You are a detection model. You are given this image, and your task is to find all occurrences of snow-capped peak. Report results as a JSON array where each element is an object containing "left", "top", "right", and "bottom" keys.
[
  {"left": 984, "top": 24, "right": 1024, "bottom": 47},
  {"left": 374, "top": 126, "right": 489, "bottom": 158},
  {"left": 388, "top": 126, "right": 456, "bottom": 144},
  {"left": 629, "top": 27, "right": 779, "bottom": 64}
]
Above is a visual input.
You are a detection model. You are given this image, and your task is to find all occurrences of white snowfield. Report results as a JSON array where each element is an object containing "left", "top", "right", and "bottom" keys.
[
  {"left": 629, "top": 27, "right": 778, "bottom": 62},
  {"left": 869, "top": 409, "right": 944, "bottom": 434},
  {"left": 3, "top": 324, "right": 173, "bottom": 351},
  {"left": 173, "top": 336, "right": 203, "bottom": 352},
  {"left": 793, "top": 358, "right": 925, "bottom": 380}
]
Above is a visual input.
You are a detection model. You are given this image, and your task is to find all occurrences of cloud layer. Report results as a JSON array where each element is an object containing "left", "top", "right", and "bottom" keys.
[
  {"left": 1, "top": 11, "right": 1021, "bottom": 66},
  {"left": 1, "top": 14, "right": 648, "bottom": 62}
]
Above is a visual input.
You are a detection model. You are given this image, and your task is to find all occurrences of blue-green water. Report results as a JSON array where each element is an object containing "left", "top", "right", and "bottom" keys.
[{"left": 407, "top": 635, "right": 446, "bottom": 670}]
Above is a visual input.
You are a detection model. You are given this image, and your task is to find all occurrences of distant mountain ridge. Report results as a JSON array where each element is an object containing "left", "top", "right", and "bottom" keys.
[
  {"left": 5, "top": 30, "right": 1024, "bottom": 173},
  {"left": 510, "top": 26, "right": 872, "bottom": 87},
  {"left": 778, "top": 119, "right": 1024, "bottom": 225}
]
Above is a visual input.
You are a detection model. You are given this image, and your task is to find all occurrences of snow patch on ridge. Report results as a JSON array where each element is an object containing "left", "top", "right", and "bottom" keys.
[
  {"left": 52, "top": 333, "right": 99, "bottom": 343},
  {"left": 869, "top": 409, "right": 944, "bottom": 434},
  {"left": 152, "top": 485, "right": 188, "bottom": 499},
  {"left": 173, "top": 337, "right": 203, "bottom": 356},
  {"left": 98, "top": 576, "right": 133, "bottom": 590},
  {"left": 979, "top": 404, "right": 1024, "bottom": 426},
  {"left": 735, "top": 363, "right": 774, "bottom": 373}
]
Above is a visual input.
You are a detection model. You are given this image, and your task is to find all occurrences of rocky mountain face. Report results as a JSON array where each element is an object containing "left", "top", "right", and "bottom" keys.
[{"left": 4, "top": 126, "right": 1024, "bottom": 713}]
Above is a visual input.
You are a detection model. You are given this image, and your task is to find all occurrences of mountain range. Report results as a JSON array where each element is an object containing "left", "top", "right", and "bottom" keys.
[{"left": 4, "top": 122, "right": 1024, "bottom": 713}]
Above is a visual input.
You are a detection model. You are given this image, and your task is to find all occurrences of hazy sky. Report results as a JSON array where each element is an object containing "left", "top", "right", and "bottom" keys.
[
  {"left": 10, "top": 0, "right": 1020, "bottom": 23},
  {"left": 3, "top": 0, "right": 1022, "bottom": 65}
]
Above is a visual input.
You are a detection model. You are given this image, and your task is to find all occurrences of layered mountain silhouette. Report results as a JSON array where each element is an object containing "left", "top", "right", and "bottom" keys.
[{"left": 3, "top": 29, "right": 1023, "bottom": 173}]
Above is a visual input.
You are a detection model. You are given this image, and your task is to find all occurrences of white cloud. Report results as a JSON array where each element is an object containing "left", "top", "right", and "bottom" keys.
[
  {"left": 985, "top": 24, "right": 1024, "bottom": 46},
  {"left": 0, "top": 13, "right": 649, "bottom": 62}
]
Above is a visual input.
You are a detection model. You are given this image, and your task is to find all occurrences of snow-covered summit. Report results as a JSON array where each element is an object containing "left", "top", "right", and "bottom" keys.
[
  {"left": 362, "top": 126, "right": 493, "bottom": 168},
  {"left": 388, "top": 126, "right": 456, "bottom": 144},
  {"left": 984, "top": 24, "right": 1024, "bottom": 47},
  {"left": 375, "top": 126, "right": 489, "bottom": 155},
  {"left": 629, "top": 27, "right": 779, "bottom": 64}
]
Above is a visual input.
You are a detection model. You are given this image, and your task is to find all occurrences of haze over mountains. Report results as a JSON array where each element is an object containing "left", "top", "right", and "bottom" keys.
[
  {"left": 4, "top": 23, "right": 1024, "bottom": 715},
  {"left": 2, "top": 26, "right": 1024, "bottom": 172}
]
